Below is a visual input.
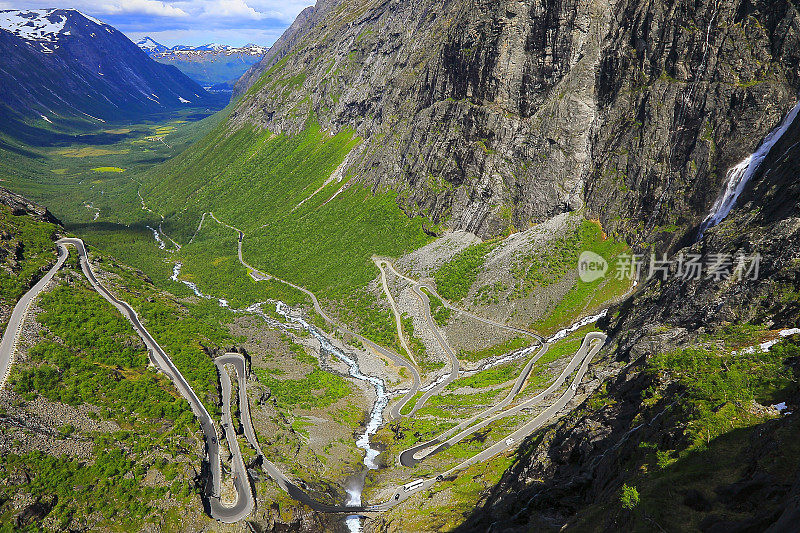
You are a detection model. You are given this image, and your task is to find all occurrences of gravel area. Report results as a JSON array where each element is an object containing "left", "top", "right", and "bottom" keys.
[{"left": 395, "top": 230, "right": 481, "bottom": 278}]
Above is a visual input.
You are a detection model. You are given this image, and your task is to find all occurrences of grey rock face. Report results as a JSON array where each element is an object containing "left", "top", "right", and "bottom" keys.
[
  {"left": 0, "top": 187, "right": 60, "bottom": 225},
  {"left": 227, "top": 0, "right": 800, "bottom": 247},
  {"left": 587, "top": 0, "right": 800, "bottom": 252},
  {"left": 226, "top": 2, "right": 800, "bottom": 529},
  {"left": 228, "top": 0, "right": 611, "bottom": 237},
  {"left": 450, "top": 54, "right": 800, "bottom": 533}
]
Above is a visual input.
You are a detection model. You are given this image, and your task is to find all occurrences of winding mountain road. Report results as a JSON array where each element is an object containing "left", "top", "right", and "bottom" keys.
[
  {"left": 212, "top": 357, "right": 254, "bottom": 522},
  {"left": 379, "top": 260, "right": 544, "bottom": 342},
  {"left": 0, "top": 244, "right": 67, "bottom": 391},
  {"left": 374, "top": 259, "right": 461, "bottom": 418},
  {"left": 190, "top": 213, "right": 613, "bottom": 517},
  {"left": 398, "top": 342, "right": 551, "bottom": 468},
  {"left": 2, "top": 227, "right": 613, "bottom": 524},
  {"left": 399, "top": 333, "right": 605, "bottom": 468},
  {"left": 59, "top": 238, "right": 255, "bottom": 522},
  {"left": 207, "top": 213, "right": 422, "bottom": 419},
  {"left": 370, "top": 332, "right": 606, "bottom": 510},
  {"left": 214, "top": 352, "right": 384, "bottom": 516},
  {"left": 0, "top": 237, "right": 254, "bottom": 523}
]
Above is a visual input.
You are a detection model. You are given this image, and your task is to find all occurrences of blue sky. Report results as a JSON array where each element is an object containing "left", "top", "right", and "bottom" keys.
[{"left": 1, "top": 1, "right": 313, "bottom": 46}]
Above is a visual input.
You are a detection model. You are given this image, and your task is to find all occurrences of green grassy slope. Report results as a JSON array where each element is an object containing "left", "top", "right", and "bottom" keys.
[
  {"left": 0, "top": 205, "right": 59, "bottom": 312},
  {"left": 0, "top": 107, "right": 228, "bottom": 229},
  {"left": 141, "top": 120, "right": 432, "bottom": 296}
]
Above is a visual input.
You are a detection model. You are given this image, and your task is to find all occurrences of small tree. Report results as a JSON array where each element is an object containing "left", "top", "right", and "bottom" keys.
[{"left": 620, "top": 483, "right": 640, "bottom": 510}]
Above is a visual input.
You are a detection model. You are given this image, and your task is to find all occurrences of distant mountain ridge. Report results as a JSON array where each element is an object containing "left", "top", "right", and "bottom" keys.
[
  {"left": 0, "top": 9, "right": 219, "bottom": 141},
  {"left": 136, "top": 37, "right": 267, "bottom": 86},
  {"left": 136, "top": 35, "right": 168, "bottom": 53},
  {"left": 135, "top": 37, "right": 267, "bottom": 57}
]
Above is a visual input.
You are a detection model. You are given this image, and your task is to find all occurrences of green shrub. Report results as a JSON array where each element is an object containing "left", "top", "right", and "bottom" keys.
[
  {"left": 649, "top": 335, "right": 797, "bottom": 449},
  {"left": 422, "top": 287, "right": 451, "bottom": 326},
  {"left": 253, "top": 367, "right": 351, "bottom": 410},
  {"left": 0, "top": 205, "right": 58, "bottom": 305},
  {"left": 620, "top": 483, "right": 640, "bottom": 509},
  {"left": 434, "top": 240, "right": 499, "bottom": 301}
]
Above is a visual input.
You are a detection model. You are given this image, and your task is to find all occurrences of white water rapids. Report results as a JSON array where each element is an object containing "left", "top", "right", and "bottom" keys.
[
  {"left": 698, "top": 100, "right": 800, "bottom": 239},
  {"left": 170, "top": 263, "right": 229, "bottom": 307},
  {"left": 162, "top": 235, "right": 615, "bottom": 533},
  {"left": 168, "top": 261, "right": 386, "bottom": 532},
  {"left": 147, "top": 225, "right": 166, "bottom": 250},
  {"left": 274, "top": 303, "right": 387, "bottom": 533}
]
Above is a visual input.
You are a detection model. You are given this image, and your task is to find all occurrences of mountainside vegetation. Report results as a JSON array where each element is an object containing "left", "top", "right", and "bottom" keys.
[
  {"left": 141, "top": 119, "right": 433, "bottom": 296},
  {"left": 1, "top": 0, "right": 800, "bottom": 531},
  {"left": 1, "top": 252, "right": 211, "bottom": 531},
  {"left": 0, "top": 9, "right": 224, "bottom": 142}
]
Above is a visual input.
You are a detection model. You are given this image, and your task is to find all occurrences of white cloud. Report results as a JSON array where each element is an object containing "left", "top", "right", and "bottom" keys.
[
  {"left": 101, "top": 0, "right": 188, "bottom": 17},
  {"left": 249, "top": 0, "right": 313, "bottom": 22},
  {"left": 3, "top": 0, "right": 314, "bottom": 45},
  {"left": 202, "top": 0, "right": 265, "bottom": 19}
]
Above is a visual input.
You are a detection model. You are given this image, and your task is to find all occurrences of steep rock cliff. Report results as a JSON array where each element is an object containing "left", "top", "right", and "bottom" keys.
[
  {"left": 228, "top": 0, "right": 611, "bottom": 236},
  {"left": 226, "top": 0, "right": 800, "bottom": 248},
  {"left": 452, "top": 67, "right": 800, "bottom": 533}
]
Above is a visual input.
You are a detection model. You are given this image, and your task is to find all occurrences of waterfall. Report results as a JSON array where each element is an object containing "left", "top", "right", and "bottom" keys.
[{"left": 697, "top": 100, "right": 800, "bottom": 239}]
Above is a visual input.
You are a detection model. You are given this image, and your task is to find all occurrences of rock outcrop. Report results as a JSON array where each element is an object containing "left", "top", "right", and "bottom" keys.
[
  {"left": 451, "top": 57, "right": 800, "bottom": 532},
  {"left": 0, "top": 187, "right": 60, "bottom": 225}
]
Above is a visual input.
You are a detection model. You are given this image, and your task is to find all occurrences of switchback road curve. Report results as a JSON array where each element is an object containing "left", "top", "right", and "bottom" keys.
[
  {"left": 3, "top": 232, "right": 613, "bottom": 523},
  {"left": 1, "top": 238, "right": 251, "bottom": 523},
  {"left": 398, "top": 333, "right": 606, "bottom": 468},
  {"left": 370, "top": 332, "right": 607, "bottom": 510},
  {"left": 58, "top": 238, "right": 249, "bottom": 522},
  {"left": 207, "top": 213, "right": 422, "bottom": 419},
  {"left": 192, "top": 214, "right": 612, "bottom": 516}
]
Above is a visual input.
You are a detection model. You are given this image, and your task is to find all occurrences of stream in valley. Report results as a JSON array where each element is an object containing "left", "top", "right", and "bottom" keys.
[
  {"left": 166, "top": 253, "right": 388, "bottom": 532},
  {"left": 274, "top": 303, "right": 388, "bottom": 533}
]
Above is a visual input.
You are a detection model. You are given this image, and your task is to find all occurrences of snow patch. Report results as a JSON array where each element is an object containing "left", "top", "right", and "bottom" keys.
[
  {"left": 81, "top": 12, "right": 106, "bottom": 26},
  {"left": 0, "top": 9, "right": 67, "bottom": 42},
  {"left": 737, "top": 328, "right": 800, "bottom": 355},
  {"left": 773, "top": 402, "right": 792, "bottom": 415},
  {"left": 178, "top": 97, "right": 190, "bottom": 103}
]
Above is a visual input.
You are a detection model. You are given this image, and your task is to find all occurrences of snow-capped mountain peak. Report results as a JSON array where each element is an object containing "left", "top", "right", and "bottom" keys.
[
  {"left": 196, "top": 42, "right": 230, "bottom": 52},
  {"left": 0, "top": 9, "right": 109, "bottom": 52},
  {"left": 137, "top": 40, "right": 267, "bottom": 58},
  {"left": 0, "top": 9, "right": 67, "bottom": 42},
  {"left": 136, "top": 36, "right": 168, "bottom": 53}
]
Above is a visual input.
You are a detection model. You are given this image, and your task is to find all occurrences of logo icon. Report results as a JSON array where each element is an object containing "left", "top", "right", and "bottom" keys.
[{"left": 578, "top": 251, "right": 608, "bottom": 283}]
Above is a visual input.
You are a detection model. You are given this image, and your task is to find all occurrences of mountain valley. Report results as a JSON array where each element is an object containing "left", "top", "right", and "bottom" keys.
[{"left": 0, "top": 1, "right": 799, "bottom": 532}]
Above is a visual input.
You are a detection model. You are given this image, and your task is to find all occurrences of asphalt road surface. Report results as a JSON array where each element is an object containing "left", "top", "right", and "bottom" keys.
[
  {"left": 186, "top": 216, "right": 613, "bottom": 517},
  {"left": 212, "top": 357, "right": 254, "bottom": 521},
  {"left": 370, "top": 332, "right": 607, "bottom": 510},
  {"left": 0, "top": 231, "right": 612, "bottom": 522},
  {"left": 40, "top": 239, "right": 253, "bottom": 523},
  {"left": 207, "top": 213, "right": 423, "bottom": 420},
  {"left": 399, "top": 333, "right": 605, "bottom": 467},
  {"left": 374, "top": 259, "right": 461, "bottom": 417},
  {"left": 380, "top": 260, "right": 544, "bottom": 342},
  {"left": 0, "top": 243, "right": 67, "bottom": 391}
]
